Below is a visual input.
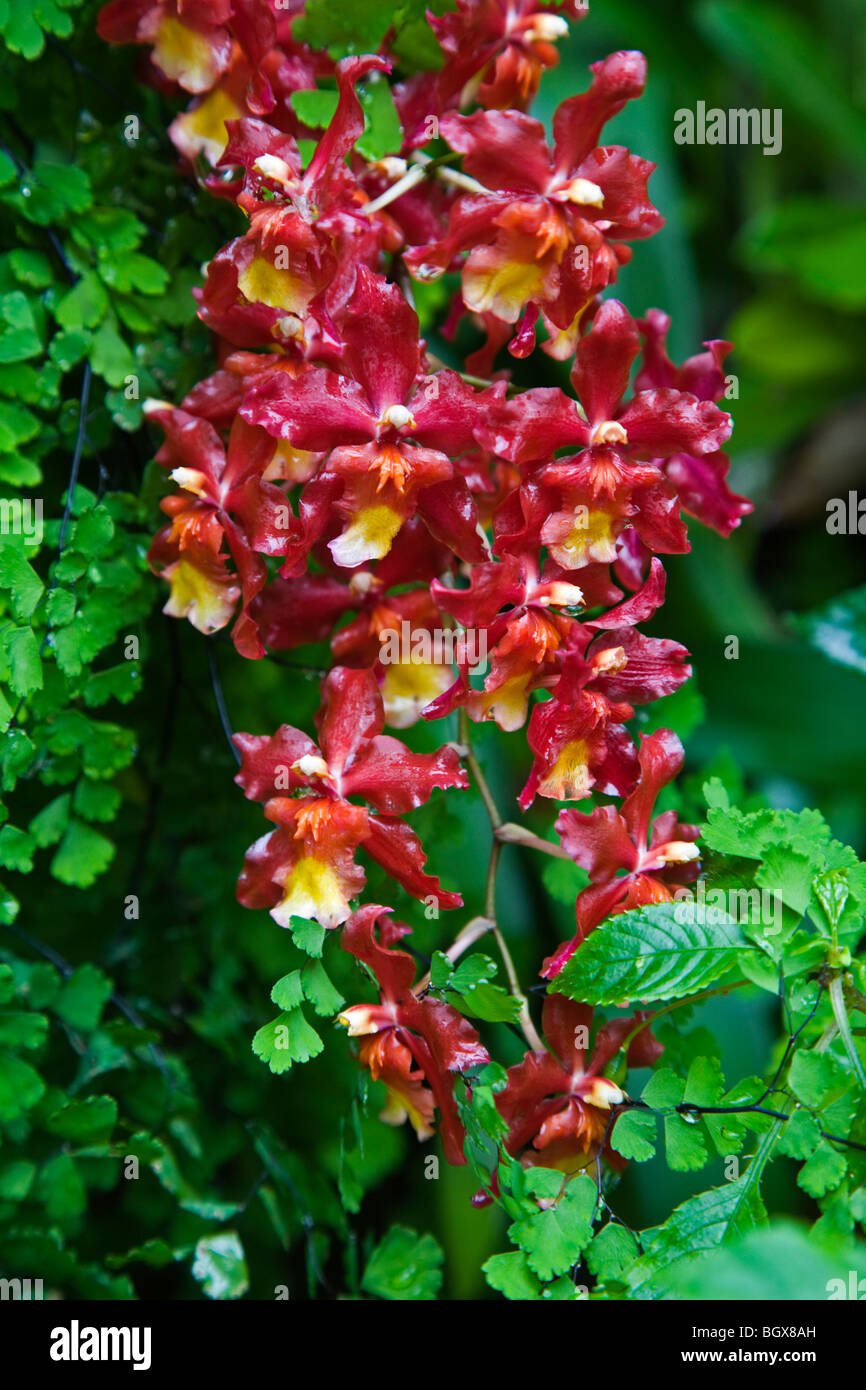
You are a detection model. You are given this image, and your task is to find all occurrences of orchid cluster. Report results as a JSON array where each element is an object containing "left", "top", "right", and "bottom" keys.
[{"left": 99, "top": 0, "right": 751, "bottom": 1190}]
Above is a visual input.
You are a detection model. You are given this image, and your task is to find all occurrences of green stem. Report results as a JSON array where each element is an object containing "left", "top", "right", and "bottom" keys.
[
  {"left": 458, "top": 710, "right": 543, "bottom": 1052},
  {"left": 828, "top": 972, "right": 866, "bottom": 1091}
]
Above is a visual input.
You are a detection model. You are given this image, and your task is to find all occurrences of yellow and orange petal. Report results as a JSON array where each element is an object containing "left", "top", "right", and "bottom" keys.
[
  {"left": 532, "top": 1097, "right": 612, "bottom": 1173},
  {"left": 359, "top": 1033, "right": 436, "bottom": 1141},
  {"left": 161, "top": 554, "right": 239, "bottom": 634},
  {"left": 237, "top": 253, "right": 315, "bottom": 316},
  {"left": 169, "top": 83, "right": 243, "bottom": 164},
  {"left": 146, "top": 14, "right": 227, "bottom": 94},
  {"left": 462, "top": 244, "right": 548, "bottom": 323},
  {"left": 542, "top": 505, "right": 620, "bottom": 568},
  {"left": 380, "top": 656, "right": 455, "bottom": 729},
  {"left": 536, "top": 737, "right": 593, "bottom": 801},
  {"left": 329, "top": 502, "right": 406, "bottom": 568}
]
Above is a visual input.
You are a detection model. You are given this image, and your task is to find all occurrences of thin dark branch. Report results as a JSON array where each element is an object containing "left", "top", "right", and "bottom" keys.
[
  {"left": 57, "top": 361, "right": 93, "bottom": 553},
  {"left": 207, "top": 639, "right": 241, "bottom": 764},
  {"left": 1, "top": 922, "right": 177, "bottom": 1087}
]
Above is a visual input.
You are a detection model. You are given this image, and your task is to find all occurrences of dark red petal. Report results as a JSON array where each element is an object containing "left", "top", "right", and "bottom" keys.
[
  {"left": 571, "top": 298, "right": 639, "bottom": 426},
  {"left": 586, "top": 556, "right": 666, "bottom": 629},
  {"left": 621, "top": 728, "right": 685, "bottom": 848},
  {"left": 341, "top": 735, "right": 468, "bottom": 815},
  {"left": 479, "top": 386, "right": 588, "bottom": 465},
  {"left": 496, "top": 1050, "right": 570, "bottom": 1155},
  {"left": 233, "top": 726, "right": 321, "bottom": 801},
  {"left": 252, "top": 574, "right": 356, "bottom": 651},
  {"left": 439, "top": 109, "right": 552, "bottom": 193},
  {"left": 630, "top": 482, "right": 690, "bottom": 554},
  {"left": 581, "top": 147, "right": 662, "bottom": 239},
  {"left": 236, "top": 827, "right": 290, "bottom": 911},
  {"left": 316, "top": 666, "right": 383, "bottom": 781},
  {"left": 339, "top": 267, "right": 420, "bottom": 415},
  {"left": 416, "top": 478, "right": 489, "bottom": 564},
  {"left": 400, "top": 1030, "right": 470, "bottom": 1166},
  {"left": 552, "top": 50, "right": 647, "bottom": 172},
  {"left": 432, "top": 555, "right": 524, "bottom": 630},
  {"left": 240, "top": 367, "right": 375, "bottom": 450},
  {"left": 181, "top": 368, "right": 244, "bottom": 428},
  {"left": 556, "top": 804, "right": 637, "bottom": 881},
  {"left": 145, "top": 403, "right": 225, "bottom": 490},
  {"left": 364, "top": 816, "right": 462, "bottom": 909},
  {"left": 305, "top": 54, "right": 391, "bottom": 193},
  {"left": 401, "top": 996, "right": 489, "bottom": 1074},
  {"left": 592, "top": 627, "right": 692, "bottom": 704},
  {"left": 341, "top": 903, "right": 417, "bottom": 1002},
  {"left": 619, "top": 389, "right": 732, "bottom": 457},
  {"left": 666, "top": 451, "right": 752, "bottom": 536},
  {"left": 411, "top": 371, "right": 495, "bottom": 456},
  {"left": 542, "top": 993, "right": 594, "bottom": 1071}
]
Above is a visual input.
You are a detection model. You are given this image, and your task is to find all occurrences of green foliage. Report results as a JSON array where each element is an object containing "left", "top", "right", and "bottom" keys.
[
  {"left": 555, "top": 902, "right": 753, "bottom": 1006},
  {"left": 191, "top": 1233, "right": 249, "bottom": 1300},
  {"left": 429, "top": 949, "right": 521, "bottom": 1023},
  {"left": 361, "top": 1225, "right": 444, "bottom": 1300}
]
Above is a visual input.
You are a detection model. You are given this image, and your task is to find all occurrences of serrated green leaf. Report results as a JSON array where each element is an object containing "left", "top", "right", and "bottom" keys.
[
  {"left": 789, "top": 1050, "right": 848, "bottom": 1109},
  {"left": 46, "top": 1095, "right": 117, "bottom": 1144},
  {"left": 507, "top": 1173, "right": 596, "bottom": 1281},
  {"left": 51, "top": 818, "right": 115, "bottom": 887},
  {"left": 0, "top": 1049, "right": 45, "bottom": 1118},
  {"left": 252, "top": 1009, "right": 323, "bottom": 1073},
  {"left": 585, "top": 1222, "right": 640, "bottom": 1281},
  {"left": 629, "top": 1173, "right": 767, "bottom": 1294},
  {"left": 610, "top": 1108, "right": 657, "bottom": 1161},
  {"left": 270, "top": 971, "right": 304, "bottom": 1011},
  {"left": 482, "top": 1250, "right": 542, "bottom": 1300},
  {"left": 555, "top": 902, "right": 752, "bottom": 1005},
  {"left": 301, "top": 959, "right": 344, "bottom": 1016},
  {"left": 361, "top": 1225, "right": 443, "bottom": 1300},
  {"left": 797, "top": 1142, "right": 848, "bottom": 1198},
  {"left": 0, "top": 824, "right": 35, "bottom": 872},
  {"left": 778, "top": 1106, "right": 822, "bottom": 1159}
]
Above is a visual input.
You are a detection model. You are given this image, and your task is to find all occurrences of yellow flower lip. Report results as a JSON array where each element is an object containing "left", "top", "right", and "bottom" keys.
[{"left": 582, "top": 1076, "right": 625, "bottom": 1109}]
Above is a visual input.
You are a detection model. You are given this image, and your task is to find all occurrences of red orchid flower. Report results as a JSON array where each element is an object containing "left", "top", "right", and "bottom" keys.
[
  {"left": 144, "top": 401, "right": 301, "bottom": 658},
  {"left": 424, "top": 540, "right": 630, "bottom": 731},
  {"left": 635, "top": 308, "right": 752, "bottom": 537},
  {"left": 194, "top": 57, "right": 398, "bottom": 350},
  {"left": 405, "top": 51, "right": 661, "bottom": 353},
  {"left": 397, "top": 0, "right": 583, "bottom": 144},
  {"left": 492, "top": 993, "right": 661, "bottom": 1177},
  {"left": 233, "top": 667, "right": 468, "bottom": 929},
  {"left": 240, "top": 267, "right": 496, "bottom": 567},
  {"left": 252, "top": 522, "right": 457, "bottom": 728},
  {"left": 339, "top": 905, "right": 489, "bottom": 1163},
  {"left": 543, "top": 727, "right": 700, "bottom": 977},
  {"left": 483, "top": 299, "right": 733, "bottom": 565},
  {"left": 98, "top": 0, "right": 235, "bottom": 94},
  {"left": 168, "top": 35, "right": 328, "bottom": 170}
]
